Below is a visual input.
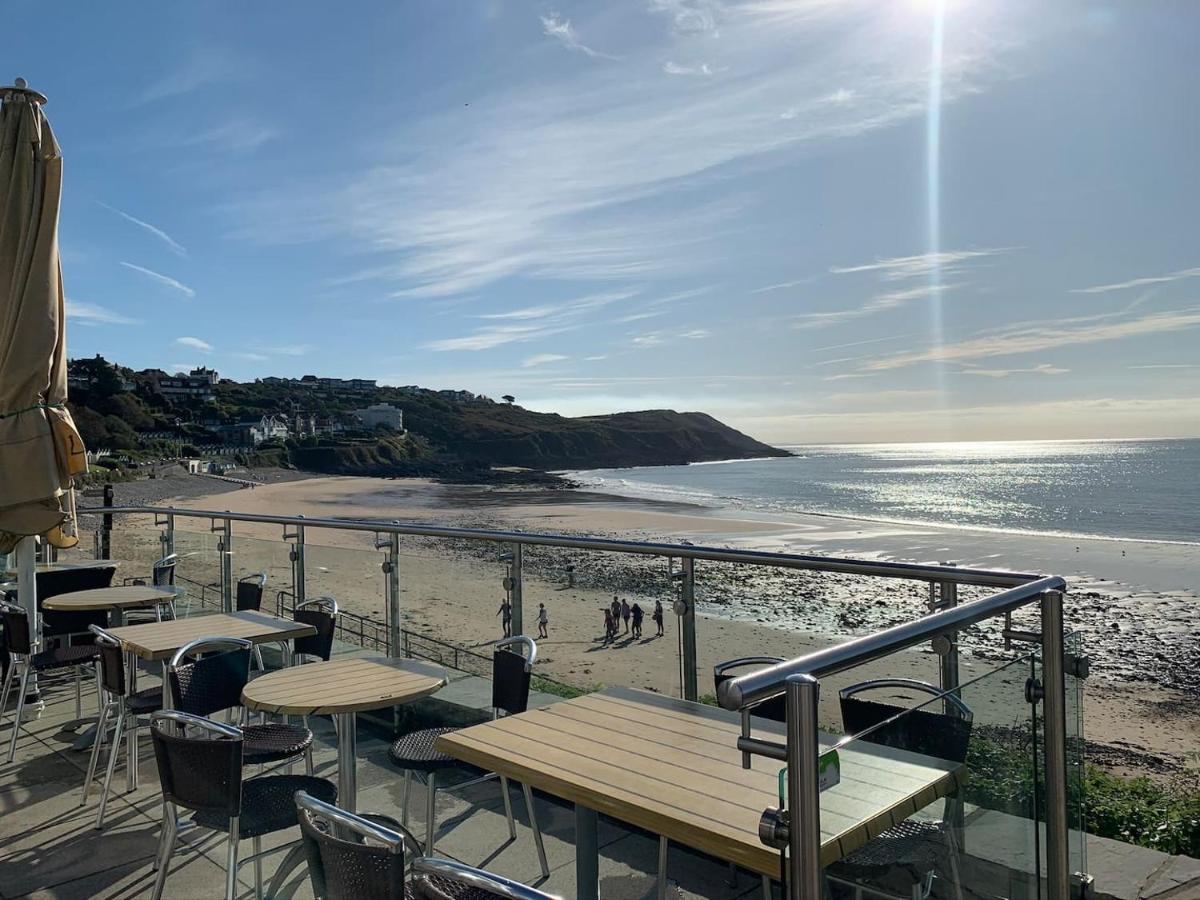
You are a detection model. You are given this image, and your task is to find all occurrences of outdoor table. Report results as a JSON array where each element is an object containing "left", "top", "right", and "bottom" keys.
[
  {"left": 42, "top": 585, "right": 176, "bottom": 627},
  {"left": 437, "top": 686, "right": 964, "bottom": 899},
  {"left": 105, "top": 611, "right": 317, "bottom": 792},
  {"left": 241, "top": 657, "right": 447, "bottom": 813},
  {"left": 3, "top": 559, "right": 119, "bottom": 577}
]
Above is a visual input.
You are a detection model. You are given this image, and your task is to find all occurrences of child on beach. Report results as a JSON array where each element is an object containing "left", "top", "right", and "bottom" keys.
[
  {"left": 631, "top": 602, "right": 644, "bottom": 638},
  {"left": 603, "top": 608, "right": 615, "bottom": 643},
  {"left": 537, "top": 602, "right": 549, "bottom": 639},
  {"left": 653, "top": 599, "right": 664, "bottom": 636},
  {"left": 496, "top": 598, "right": 512, "bottom": 638},
  {"left": 610, "top": 597, "right": 621, "bottom": 631},
  {"left": 621, "top": 598, "right": 631, "bottom": 634}
]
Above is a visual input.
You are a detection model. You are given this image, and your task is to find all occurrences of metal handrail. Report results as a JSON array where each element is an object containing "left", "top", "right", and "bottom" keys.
[
  {"left": 81, "top": 504, "right": 1044, "bottom": 588},
  {"left": 717, "top": 574, "right": 1066, "bottom": 711}
]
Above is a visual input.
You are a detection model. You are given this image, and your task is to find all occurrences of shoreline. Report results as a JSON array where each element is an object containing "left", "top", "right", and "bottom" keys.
[{"left": 93, "top": 470, "right": 1200, "bottom": 779}]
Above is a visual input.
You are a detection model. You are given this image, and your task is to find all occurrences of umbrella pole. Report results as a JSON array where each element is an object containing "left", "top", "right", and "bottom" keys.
[{"left": 16, "top": 536, "right": 42, "bottom": 710}]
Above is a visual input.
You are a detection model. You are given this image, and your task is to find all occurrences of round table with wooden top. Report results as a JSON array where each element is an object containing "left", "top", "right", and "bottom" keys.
[
  {"left": 42, "top": 585, "right": 176, "bottom": 626},
  {"left": 241, "top": 657, "right": 447, "bottom": 812}
]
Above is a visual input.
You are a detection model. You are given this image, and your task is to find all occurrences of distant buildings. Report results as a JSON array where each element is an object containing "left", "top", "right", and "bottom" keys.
[
  {"left": 156, "top": 367, "right": 219, "bottom": 401},
  {"left": 218, "top": 415, "right": 291, "bottom": 447},
  {"left": 355, "top": 403, "right": 404, "bottom": 431}
]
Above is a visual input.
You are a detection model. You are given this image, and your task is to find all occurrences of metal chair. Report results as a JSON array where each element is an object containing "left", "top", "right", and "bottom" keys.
[
  {"left": 236, "top": 572, "right": 268, "bottom": 612},
  {"left": 168, "top": 636, "right": 315, "bottom": 772},
  {"left": 829, "top": 678, "right": 973, "bottom": 900},
  {"left": 82, "top": 624, "right": 163, "bottom": 828},
  {"left": 149, "top": 710, "right": 337, "bottom": 900},
  {"left": 0, "top": 600, "right": 101, "bottom": 763},
  {"left": 293, "top": 596, "right": 338, "bottom": 663},
  {"left": 123, "top": 553, "right": 179, "bottom": 623},
  {"left": 387, "top": 636, "right": 549, "bottom": 879},
  {"left": 713, "top": 656, "right": 786, "bottom": 722},
  {"left": 294, "top": 791, "right": 561, "bottom": 900}
]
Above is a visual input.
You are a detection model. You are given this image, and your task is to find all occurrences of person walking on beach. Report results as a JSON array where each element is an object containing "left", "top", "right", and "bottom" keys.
[
  {"left": 620, "top": 598, "right": 631, "bottom": 634},
  {"left": 610, "top": 597, "right": 621, "bottom": 632},
  {"left": 631, "top": 602, "right": 644, "bottom": 639},
  {"left": 497, "top": 598, "right": 512, "bottom": 638},
  {"left": 653, "top": 599, "right": 664, "bottom": 636},
  {"left": 537, "top": 602, "right": 549, "bottom": 640},
  {"left": 603, "top": 608, "right": 615, "bottom": 644}
]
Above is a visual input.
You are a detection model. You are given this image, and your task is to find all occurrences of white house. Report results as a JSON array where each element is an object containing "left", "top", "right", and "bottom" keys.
[{"left": 355, "top": 403, "right": 404, "bottom": 431}]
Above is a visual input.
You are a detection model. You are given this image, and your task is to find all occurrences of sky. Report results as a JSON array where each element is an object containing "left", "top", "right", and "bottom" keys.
[{"left": 4, "top": 0, "right": 1199, "bottom": 444}]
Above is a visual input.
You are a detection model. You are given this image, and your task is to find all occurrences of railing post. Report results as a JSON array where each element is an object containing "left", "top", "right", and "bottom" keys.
[
  {"left": 220, "top": 517, "right": 233, "bottom": 613},
  {"left": 786, "top": 674, "right": 822, "bottom": 899},
  {"left": 160, "top": 512, "right": 175, "bottom": 558},
  {"left": 100, "top": 483, "right": 113, "bottom": 560},
  {"left": 680, "top": 557, "right": 698, "bottom": 702},
  {"left": 1041, "top": 589, "right": 1070, "bottom": 898},
  {"left": 284, "top": 520, "right": 307, "bottom": 605},
  {"left": 387, "top": 532, "right": 401, "bottom": 657},
  {"left": 509, "top": 543, "right": 524, "bottom": 637},
  {"left": 934, "top": 579, "right": 961, "bottom": 708}
]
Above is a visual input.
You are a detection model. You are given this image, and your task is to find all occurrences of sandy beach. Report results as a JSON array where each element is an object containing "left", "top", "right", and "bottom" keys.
[{"left": 90, "top": 472, "right": 1200, "bottom": 779}]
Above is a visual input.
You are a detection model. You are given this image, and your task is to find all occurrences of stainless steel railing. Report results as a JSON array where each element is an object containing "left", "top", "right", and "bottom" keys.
[{"left": 721, "top": 578, "right": 1071, "bottom": 899}]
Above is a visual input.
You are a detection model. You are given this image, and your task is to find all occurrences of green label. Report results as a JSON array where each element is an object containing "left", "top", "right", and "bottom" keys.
[{"left": 778, "top": 749, "right": 841, "bottom": 804}]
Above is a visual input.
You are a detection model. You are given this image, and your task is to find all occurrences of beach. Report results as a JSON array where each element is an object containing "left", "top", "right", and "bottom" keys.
[{"left": 98, "top": 471, "right": 1200, "bottom": 779}]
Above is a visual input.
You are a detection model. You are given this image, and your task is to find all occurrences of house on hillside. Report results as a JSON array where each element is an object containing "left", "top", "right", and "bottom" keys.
[
  {"left": 156, "top": 367, "right": 219, "bottom": 401},
  {"left": 354, "top": 403, "right": 404, "bottom": 432}
]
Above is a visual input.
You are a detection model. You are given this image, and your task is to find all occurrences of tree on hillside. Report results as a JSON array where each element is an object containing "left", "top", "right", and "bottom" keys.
[{"left": 502, "top": 394, "right": 515, "bottom": 404}]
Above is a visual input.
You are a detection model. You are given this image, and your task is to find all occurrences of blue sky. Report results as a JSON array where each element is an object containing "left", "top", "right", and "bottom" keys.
[{"left": 5, "top": 0, "right": 1198, "bottom": 443}]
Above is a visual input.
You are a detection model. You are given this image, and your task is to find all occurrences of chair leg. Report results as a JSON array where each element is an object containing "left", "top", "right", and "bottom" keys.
[
  {"left": 74, "top": 666, "right": 83, "bottom": 719},
  {"left": 151, "top": 801, "right": 178, "bottom": 899},
  {"left": 6, "top": 666, "right": 30, "bottom": 763},
  {"left": 762, "top": 874, "right": 772, "bottom": 900},
  {"left": 522, "top": 781, "right": 550, "bottom": 879},
  {"left": 500, "top": 774, "right": 516, "bottom": 840},
  {"left": 94, "top": 665, "right": 104, "bottom": 716},
  {"left": 305, "top": 742, "right": 314, "bottom": 776},
  {"left": 402, "top": 770, "right": 411, "bottom": 826},
  {"left": 225, "top": 816, "right": 240, "bottom": 900},
  {"left": 253, "top": 834, "right": 264, "bottom": 900},
  {"left": 81, "top": 701, "right": 112, "bottom": 806},
  {"left": 96, "top": 707, "right": 126, "bottom": 829},
  {"left": 0, "top": 659, "right": 16, "bottom": 724},
  {"left": 252, "top": 646, "right": 264, "bottom": 671},
  {"left": 658, "top": 836, "right": 669, "bottom": 900},
  {"left": 425, "top": 771, "right": 437, "bottom": 854}
]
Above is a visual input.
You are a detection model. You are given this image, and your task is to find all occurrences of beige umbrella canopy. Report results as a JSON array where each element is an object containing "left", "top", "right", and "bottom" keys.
[{"left": 0, "top": 79, "right": 87, "bottom": 554}]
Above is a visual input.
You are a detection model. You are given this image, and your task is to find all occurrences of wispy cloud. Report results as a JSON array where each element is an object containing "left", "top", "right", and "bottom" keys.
[
  {"left": 522, "top": 353, "right": 570, "bottom": 368},
  {"left": 541, "top": 12, "right": 618, "bottom": 60},
  {"left": 429, "top": 290, "right": 635, "bottom": 352},
  {"left": 1128, "top": 363, "right": 1200, "bottom": 370},
  {"left": 630, "top": 327, "right": 710, "bottom": 349},
  {"left": 830, "top": 249, "right": 1008, "bottom": 281},
  {"left": 954, "top": 363, "right": 1069, "bottom": 378},
  {"left": 253, "top": 344, "right": 313, "bottom": 357},
  {"left": 232, "top": 352, "right": 270, "bottom": 362},
  {"left": 793, "top": 284, "right": 960, "bottom": 330},
  {"left": 1070, "top": 266, "right": 1200, "bottom": 294},
  {"left": 175, "top": 336, "right": 213, "bottom": 352},
  {"left": 663, "top": 61, "right": 715, "bottom": 76},
  {"left": 751, "top": 276, "right": 819, "bottom": 295},
  {"left": 134, "top": 50, "right": 239, "bottom": 105},
  {"left": 97, "top": 202, "right": 186, "bottom": 255},
  {"left": 157, "top": 118, "right": 278, "bottom": 154},
  {"left": 65, "top": 299, "right": 141, "bottom": 326},
  {"left": 120, "top": 262, "right": 196, "bottom": 298},
  {"left": 867, "top": 306, "right": 1200, "bottom": 371}
]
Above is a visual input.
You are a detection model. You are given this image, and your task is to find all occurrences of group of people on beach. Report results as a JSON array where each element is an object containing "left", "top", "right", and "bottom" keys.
[
  {"left": 496, "top": 599, "right": 550, "bottom": 640},
  {"left": 603, "top": 595, "right": 664, "bottom": 643}
]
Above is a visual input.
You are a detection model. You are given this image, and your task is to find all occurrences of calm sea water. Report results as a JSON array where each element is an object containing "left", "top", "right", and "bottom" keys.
[{"left": 572, "top": 439, "right": 1200, "bottom": 545}]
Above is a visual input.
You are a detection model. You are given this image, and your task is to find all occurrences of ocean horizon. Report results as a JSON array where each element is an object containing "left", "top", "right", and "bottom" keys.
[{"left": 571, "top": 437, "right": 1200, "bottom": 546}]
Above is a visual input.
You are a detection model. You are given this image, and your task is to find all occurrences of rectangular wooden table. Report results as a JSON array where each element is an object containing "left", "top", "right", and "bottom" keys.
[
  {"left": 437, "top": 686, "right": 963, "bottom": 898},
  {"left": 104, "top": 611, "right": 317, "bottom": 792}
]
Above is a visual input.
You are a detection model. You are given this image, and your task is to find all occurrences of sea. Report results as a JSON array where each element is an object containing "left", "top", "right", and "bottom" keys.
[{"left": 571, "top": 438, "right": 1200, "bottom": 546}]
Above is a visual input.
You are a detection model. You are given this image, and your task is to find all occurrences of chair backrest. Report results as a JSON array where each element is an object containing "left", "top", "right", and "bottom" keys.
[
  {"left": 168, "top": 637, "right": 254, "bottom": 717},
  {"left": 294, "top": 597, "right": 338, "bottom": 662},
  {"left": 151, "top": 710, "right": 243, "bottom": 816},
  {"left": 0, "top": 601, "right": 32, "bottom": 656},
  {"left": 36, "top": 566, "right": 116, "bottom": 638},
  {"left": 411, "top": 857, "right": 561, "bottom": 900},
  {"left": 235, "top": 573, "right": 267, "bottom": 612},
  {"left": 152, "top": 554, "right": 178, "bottom": 588},
  {"left": 839, "top": 678, "right": 974, "bottom": 764},
  {"left": 295, "top": 791, "right": 418, "bottom": 900},
  {"left": 713, "top": 657, "right": 786, "bottom": 723},
  {"left": 492, "top": 635, "right": 536, "bottom": 717},
  {"left": 89, "top": 625, "right": 127, "bottom": 696}
]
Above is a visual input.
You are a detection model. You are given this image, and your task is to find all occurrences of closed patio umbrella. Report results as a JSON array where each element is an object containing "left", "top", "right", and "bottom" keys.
[{"left": 0, "top": 78, "right": 88, "bottom": 689}]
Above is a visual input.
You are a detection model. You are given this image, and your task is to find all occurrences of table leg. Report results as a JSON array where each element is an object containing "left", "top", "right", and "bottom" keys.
[
  {"left": 336, "top": 711, "right": 357, "bottom": 813},
  {"left": 126, "top": 651, "right": 138, "bottom": 792},
  {"left": 111, "top": 609, "right": 125, "bottom": 628},
  {"left": 575, "top": 803, "right": 599, "bottom": 900}
]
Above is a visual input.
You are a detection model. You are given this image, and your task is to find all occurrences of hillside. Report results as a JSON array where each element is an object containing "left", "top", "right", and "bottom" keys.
[{"left": 65, "top": 356, "right": 789, "bottom": 478}]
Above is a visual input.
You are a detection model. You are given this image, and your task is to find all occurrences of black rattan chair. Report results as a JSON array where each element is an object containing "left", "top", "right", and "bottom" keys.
[
  {"left": 294, "top": 791, "right": 561, "bottom": 900},
  {"left": 713, "top": 656, "right": 786, "bottom": 722},
  {"left": 236, "top": 573, "right": 268, "bottom": 612},
  {"left": 829, "top": 678, "right": 973, "bottom": 900},
  {"left": 82, "top": 625, "right": 164, "bottom": 828},
  {"left": 388, "top": 636, "right": 548, "bottom": 878},
  {"left": 123, "top": 554, "right": 179, "bottom": 623},
  {"left": 149, "top": 710, "right": 336, "bottom": 900},
  {"left": 294, "top": 596, "right": 338, "bottom": 663},
  {"left": 0, "top": 600, "right": 101, "bottom": 763},
  {"left": 168, "top": 636, "right": 315, "bottom": 771}
]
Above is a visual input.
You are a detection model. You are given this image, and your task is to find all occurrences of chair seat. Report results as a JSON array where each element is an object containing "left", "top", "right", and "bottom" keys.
[
  {"left": 388, "top": 727, "right": 460, "bottom": 773},
  {"left": 193, "top": 774, "right": 336, "bottom": 838},
  {"left": 243, "top": 721, "right": 314, "bottom": 764},
  {"left": 417, "top": 873, "right": 515, "bottom": 900},
  {"left": 839, "top": 818, "right": 950, "bottom": 872},
  {"left": 30, "top": 643, "right": 99, "bottom": 672},
  {"left": 128, "top": 687, "right": 164, "bottom": 715}
]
